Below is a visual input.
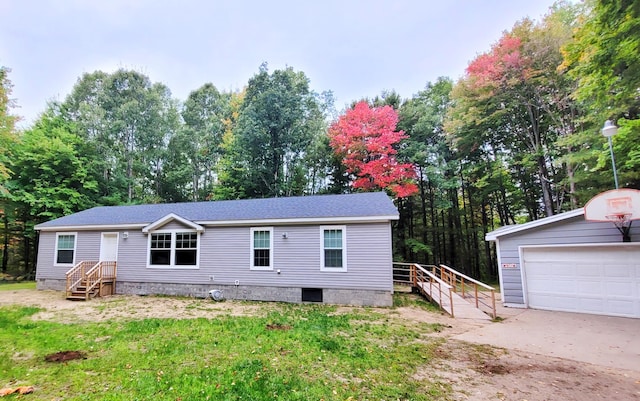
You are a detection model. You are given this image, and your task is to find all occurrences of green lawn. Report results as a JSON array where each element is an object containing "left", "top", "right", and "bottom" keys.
[
  {"left": 0, "top": 294, "right": 450, "bottom": 400},
  {"left": 0, "top": 281, "right": 36, "bottom": 291}
]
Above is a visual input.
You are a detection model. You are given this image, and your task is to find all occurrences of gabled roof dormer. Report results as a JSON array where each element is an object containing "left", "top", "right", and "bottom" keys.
[{"left": 142, "top": 213, "right": 205, "bottom": 234}]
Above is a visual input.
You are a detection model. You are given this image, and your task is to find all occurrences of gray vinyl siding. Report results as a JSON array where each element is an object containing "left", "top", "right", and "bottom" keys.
[
  {"left": 38, "top": 221, "right": 393, "bottom": 293},
  {"left": 498, "top": 216, "right": 640, "bottom": 304},
  {"left": 128, "top": 222, "right": 393, "bottom": 291},
  {"left": 36, "top": 231, "right": 102, "bottom": 280}
]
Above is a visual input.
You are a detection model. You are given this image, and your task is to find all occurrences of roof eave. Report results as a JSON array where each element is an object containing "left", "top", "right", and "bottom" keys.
[
  {"left": 36, "top": 214, "right": 399, "bottom": 232},
  {"left": 196, "top": 215, "right": 400, "bottom": 226},
  {"left": 36, "top": 223, "right": 148, "bottom": 232}
]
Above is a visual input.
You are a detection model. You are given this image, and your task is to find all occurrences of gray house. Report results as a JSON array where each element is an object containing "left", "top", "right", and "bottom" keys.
[
  {"left": 486, "top": 209, "right": 640, "bottom": 318},
  {"left": 35, "top": 192, "right": 399, "bottom": 306}
]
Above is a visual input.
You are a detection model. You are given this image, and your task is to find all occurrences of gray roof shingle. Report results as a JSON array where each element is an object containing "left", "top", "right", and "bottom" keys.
[{"left": 35, "top": 192, "right": 398, "bottom": 229}]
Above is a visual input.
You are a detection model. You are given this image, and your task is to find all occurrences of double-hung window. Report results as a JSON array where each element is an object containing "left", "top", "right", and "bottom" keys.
[
  {"left": 55, "top": 233, "right": 76, "bottom": 265},
  {"left": 250, "top": 227, "right": 273, "bottom": 270},
  {"left": 150, "top": 233, "right": 172, "bottom": 265},
  {"left": 175, "top": 232, "right": 198, "bottom": 265},
  {"left": 148, "top": 231, "right": 199, "bottom": 268},
  {"left": 320, "top": 226, "right": 346, "bottom": 271}
]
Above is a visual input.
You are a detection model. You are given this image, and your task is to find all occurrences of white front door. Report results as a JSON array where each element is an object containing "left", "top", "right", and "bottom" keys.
[{"left": 100, "top": 233, "right": 119, "bottom": 262}]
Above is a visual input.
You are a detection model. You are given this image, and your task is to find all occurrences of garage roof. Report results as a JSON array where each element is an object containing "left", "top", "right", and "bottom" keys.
[{"left": 485, "top": 208, "right": 584, "bottom": 241}]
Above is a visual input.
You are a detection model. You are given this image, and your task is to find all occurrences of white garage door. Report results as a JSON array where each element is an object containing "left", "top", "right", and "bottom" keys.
[{"left": 522, "top": 244, "right": 640, "bottom": 318}]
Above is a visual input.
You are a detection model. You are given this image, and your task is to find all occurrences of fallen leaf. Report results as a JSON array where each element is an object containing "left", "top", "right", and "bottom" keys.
[{"left": 0, "top": 386, "right": 34, "bottom": 396}]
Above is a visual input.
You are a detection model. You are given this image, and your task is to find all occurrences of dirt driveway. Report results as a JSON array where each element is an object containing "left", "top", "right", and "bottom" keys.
[{"left": 1, "top": 289, "right": 639, "bottom": 400}]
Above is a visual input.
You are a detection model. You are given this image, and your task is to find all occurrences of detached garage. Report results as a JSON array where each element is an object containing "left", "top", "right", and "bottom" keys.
[{"left": 486, "top": 202, "right": 640, "bottom": 319}]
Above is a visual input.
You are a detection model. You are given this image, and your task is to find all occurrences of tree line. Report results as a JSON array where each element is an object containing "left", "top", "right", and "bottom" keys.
[{"left": 1, "top": 1, "right": 638, "bottom": 281}]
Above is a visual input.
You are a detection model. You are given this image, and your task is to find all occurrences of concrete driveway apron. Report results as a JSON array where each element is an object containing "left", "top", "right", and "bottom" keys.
[{"left": 452, "top": 307, "right": 640, "bottom": 372}]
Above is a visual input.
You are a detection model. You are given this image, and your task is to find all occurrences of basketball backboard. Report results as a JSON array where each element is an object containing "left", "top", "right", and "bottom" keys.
[{"left": 584, "top": 188, "right": 640, "bottom": 224}]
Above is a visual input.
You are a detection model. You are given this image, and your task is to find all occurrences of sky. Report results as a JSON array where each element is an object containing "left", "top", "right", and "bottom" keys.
[{"left": 1, "top": 0, "right": 559, "bottom": 127}]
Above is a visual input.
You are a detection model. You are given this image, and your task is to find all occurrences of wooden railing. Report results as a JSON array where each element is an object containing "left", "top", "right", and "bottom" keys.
[
  {"left": 65, "top": 260, "right": 117, "bottom": 300},
  {"left": 432, "top": 264, "right": 497, "bottom": 319},
  {"left": 393, "top": 262, "right": 455, "bottom": 317},
  {"left": 66, "top": 261, "right": 98, "bottom": 298},
  {"left": 393, "top": 262, "right": 497, "bottom": 319},
  {"left": 84, "top": 261, "right": 116, "bottom": 298}
]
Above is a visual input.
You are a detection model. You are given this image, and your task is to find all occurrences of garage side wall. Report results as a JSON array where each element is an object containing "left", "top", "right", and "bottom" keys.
[{"left": 497, "top": 217, "right": 640, "bottom": 305}]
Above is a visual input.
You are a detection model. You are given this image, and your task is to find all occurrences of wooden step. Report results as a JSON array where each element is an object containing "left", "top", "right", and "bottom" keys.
[{"left": 66, "top": 295, "right": 88, "bottom": 301}]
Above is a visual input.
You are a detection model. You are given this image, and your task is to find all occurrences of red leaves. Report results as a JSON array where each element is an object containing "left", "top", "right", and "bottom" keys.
[
  {"left": 466, "top": 35, "right": 525, "bottom": 89},
  {"left": 328, "top": 102, "right": 417, "bottom": 198}
]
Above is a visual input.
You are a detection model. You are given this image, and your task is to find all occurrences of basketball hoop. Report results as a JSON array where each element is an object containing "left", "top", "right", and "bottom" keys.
[
  {"left": 585, "top": 189, "right": 640, "bottom": 242},
  {"left": 605, "top": 213, "right": 632, "bottom": 229}
]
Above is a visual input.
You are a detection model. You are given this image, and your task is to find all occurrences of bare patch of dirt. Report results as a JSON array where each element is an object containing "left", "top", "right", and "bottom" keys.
[
  {"left": 2, "top": 290, "right": 640, "bottom": 400},
  {"left": 424, "top": 341, "right": 640, "bottom": 401},
  {"left": 44, "top": 350, "right": 86, "bottom": 363},
  {"left": 0, "top": 290, "right": 264, "bottom": 323},
  {"left": 266, "top": 323, "right": 292, "bottom": 330}
]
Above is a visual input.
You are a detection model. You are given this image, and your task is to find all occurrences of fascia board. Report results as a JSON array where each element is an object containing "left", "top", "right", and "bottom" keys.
[
  {"left": 36, "top": 224, "right": 147, "bottom": 232},
  {"left": 196, "top": 215, "right": 399, "bottom": 226}
]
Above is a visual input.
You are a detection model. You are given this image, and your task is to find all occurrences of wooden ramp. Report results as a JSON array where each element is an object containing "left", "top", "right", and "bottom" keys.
[
  {"left": 394, "top": 262, "right": 497, "bottom": 320},
  {"left": 419, "top": 282, "right": 491, "bottom": 320}
]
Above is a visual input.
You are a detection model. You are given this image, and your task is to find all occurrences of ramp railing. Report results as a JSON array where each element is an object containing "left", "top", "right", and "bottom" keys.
[
  {"left": 393, "top": 262, "right": 455, "bottom": 317},
  {"left": 433, "top": 264, "right": 496, "bottom": 319}
]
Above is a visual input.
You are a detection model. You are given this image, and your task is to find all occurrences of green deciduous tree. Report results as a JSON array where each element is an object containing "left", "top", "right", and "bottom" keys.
[
  {"left": 0, "top": 66, "right": 18, "bottom": 274},
  {"left": 0, "top": 67, "right": 18, "bottom": 191},
  {"left": 60, "top": 69, "right": 180, "bottom": 204},
  {"left": 177, "top": 83, "right": 232, "bottom": 200},
  {"left": 6, "top": 110, "right": 99, "bottom": 276},
  {"left": 221, "top": 64, "right": 329, "bottom": 198},
  {"left": 562, "top": 0, "right": 640, "bottom": 190}
]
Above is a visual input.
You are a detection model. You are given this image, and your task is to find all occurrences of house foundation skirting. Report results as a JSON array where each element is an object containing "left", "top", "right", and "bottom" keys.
[
  {"left": 37, "top": 279, "right": 392, "bottom": 307},
  {"left": 37, "top": 278, "right": 67, "bottom": 291}
]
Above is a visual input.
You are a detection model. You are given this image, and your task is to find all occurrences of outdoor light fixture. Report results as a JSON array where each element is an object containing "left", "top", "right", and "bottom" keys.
[{"left": 601, "top": 120, "right": 619, "bottom": 189}]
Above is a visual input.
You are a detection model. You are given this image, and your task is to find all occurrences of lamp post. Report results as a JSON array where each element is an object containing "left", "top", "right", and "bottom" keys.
[{"left": 601, "top": 120, "right": 619, "bottom": 189}]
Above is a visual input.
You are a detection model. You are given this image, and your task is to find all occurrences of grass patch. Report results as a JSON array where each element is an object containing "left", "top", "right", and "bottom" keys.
[
  {"left": 0, "top": 281, "right": 36, "bottom": 291},
  {"left": 393, "top": 291, "right": 440, "bottom": 312},
  {"left": 0, "top": 301, "right": 449, "bottom": 400}
]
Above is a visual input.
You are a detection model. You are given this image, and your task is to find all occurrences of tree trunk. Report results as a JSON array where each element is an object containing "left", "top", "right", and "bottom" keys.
[
  {"left": 481, "top": 198, "right": 496, "bottom": 279},
  {"left": 537, "top": 155, "right": 554, "bottom": 217},
  {"left": 418, "top": 167, "right": 429, "bottom": 263},
  {"left": 2, "top": 213, "right": 8, "bottom": 273}
]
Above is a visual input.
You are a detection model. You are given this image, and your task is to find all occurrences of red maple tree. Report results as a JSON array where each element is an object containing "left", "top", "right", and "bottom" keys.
[{"left": 328, "top": 101, "right": 418, "bottom": 198}]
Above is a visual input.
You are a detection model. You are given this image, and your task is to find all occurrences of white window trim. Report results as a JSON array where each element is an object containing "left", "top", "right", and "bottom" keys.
[
  {"left": 250, "top": 227, "right": 274, "bottom": 271},
  {"left": 147, "top": 229, "right": 200, "bottom": 269},
  {"left": 54, "top": 232, "right": 77, "bottom": 267},
  {"left": 320, "top": 225, "right": 347, "bottom": 272}
]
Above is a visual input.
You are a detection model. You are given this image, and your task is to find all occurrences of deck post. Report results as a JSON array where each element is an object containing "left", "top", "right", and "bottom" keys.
[{"left": 490, "top": 290, "right": 496, "bottom": 319}]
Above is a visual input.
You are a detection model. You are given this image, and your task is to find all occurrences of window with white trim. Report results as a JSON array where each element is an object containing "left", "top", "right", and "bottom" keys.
[
  {"left": 175, "top": 232, "right": 198, "bottom": 265},
  {"left": 320, "top": 226, "right": 346, "bottom": 271},
  {"left": 150, "top": 233, "right": 172, "bottom": 265},
  {"left": 148, "top": 231, "right": 199, "bottom": 268},
  {"left": 250, "top": 227, "right": 273, "bottom": 270},
  {"left": 55, "top": 233, "right": 77, "bottom": 265}
]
